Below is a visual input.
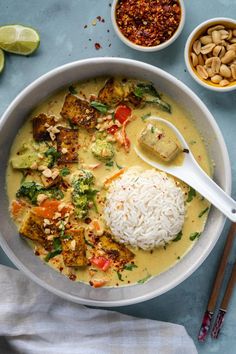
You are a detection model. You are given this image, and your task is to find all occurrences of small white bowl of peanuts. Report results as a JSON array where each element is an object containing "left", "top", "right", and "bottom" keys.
[{"left": 185, "top": 18, "right": 236, "bottom": 92}]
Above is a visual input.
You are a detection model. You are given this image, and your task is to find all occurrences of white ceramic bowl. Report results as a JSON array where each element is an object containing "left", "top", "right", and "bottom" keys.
[
  {"left": 185, "top": 17, "right": 236, "bottom": 92},
  {"left": 111, "top": 0, "right": 185, "bottom": 52},
  {"left": 0, "top": 58, "right": 231, "bottom": 306}
]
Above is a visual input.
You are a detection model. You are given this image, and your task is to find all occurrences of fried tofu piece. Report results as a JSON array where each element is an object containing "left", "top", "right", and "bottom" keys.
[
  {"left": 19, "top": 211, "right": 52, "bottom": 249},
  {"left": 98, "top": 78, "right": 125, "bottom": 107},
  {"left": 139, "top": 123, "right": 180, "bottom": 162},
  {"left": 99, "top": 233, "right": 134, "bottom": 266},
  {"left": 33, "top": 113, "right": 56, "bottom": 141},
  {"left": 60, "top": 94, "right": 98, "bottom": 129},
  {"left": 56, "top": 127, "right": 78, "bottom": 164},
  {"left": 62, "top": 228, "right": 87, "bottom": 267}
]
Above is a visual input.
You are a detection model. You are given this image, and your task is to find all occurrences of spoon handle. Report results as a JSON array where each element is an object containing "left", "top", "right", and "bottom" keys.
[{"left": 185, "top": 166, "right": 236, "bottom": 222}]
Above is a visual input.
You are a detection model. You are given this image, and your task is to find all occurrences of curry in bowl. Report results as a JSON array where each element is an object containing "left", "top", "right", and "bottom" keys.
[{"left": 6, "top": 76, "right": 211, "bottom": 288}]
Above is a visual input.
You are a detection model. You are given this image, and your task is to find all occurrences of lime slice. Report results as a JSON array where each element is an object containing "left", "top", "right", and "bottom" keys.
[
  {"left": 0, "top": 25, "right": 40, "bottom": 55},
  {"left": 0, "top": 48, "right": 5, "bottom": 73}
]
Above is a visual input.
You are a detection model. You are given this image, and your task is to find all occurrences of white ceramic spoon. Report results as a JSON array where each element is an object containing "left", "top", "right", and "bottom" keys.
[{"left": 134, "top": 117, "right": 236, "bottom": 222}]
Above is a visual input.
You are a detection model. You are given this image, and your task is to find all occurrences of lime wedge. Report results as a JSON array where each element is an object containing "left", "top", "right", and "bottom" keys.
[
  {"left": 0, "top": 25, "right": 40, "bottom": 55},
  {"left": 0, "top": 48, "right": 5, "bottom": 73}
]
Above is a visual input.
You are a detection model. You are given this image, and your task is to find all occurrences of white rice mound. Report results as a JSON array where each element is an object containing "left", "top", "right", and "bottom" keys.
[{"left": 104, "top": 167, "right": 185, "bottom": 250}]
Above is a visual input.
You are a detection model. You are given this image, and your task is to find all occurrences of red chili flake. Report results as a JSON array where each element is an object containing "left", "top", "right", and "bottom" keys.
[
  {"left": 183, "top": 148, "right": 189, "bottom": 153},
  {"left": 84, "top": 25, "right": 88, "bottom": 29},
  {"left": 97, "top": 16, "right": 102, "bottom": 21},
  {"left": 115, "top": 0, "right": 182, "bottom": 47},
  {"left": 95, "top": 42, "right": 102, "bottom": 50},
  {"left": 34, "top": 250, "right": 40, "bottom": 256},
  {"left": 69, "top": 274, "right": 76, "bottom": 281}
]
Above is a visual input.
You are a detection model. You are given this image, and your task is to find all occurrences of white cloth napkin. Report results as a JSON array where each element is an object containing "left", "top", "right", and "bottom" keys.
[{"left": 0, "top": 265, "right": 197, "bottom": 354}]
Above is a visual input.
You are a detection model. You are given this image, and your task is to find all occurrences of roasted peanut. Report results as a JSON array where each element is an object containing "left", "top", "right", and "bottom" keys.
[
  {"left": 211, "top": 75, "right": 223, "bottom": 84},
  {"left": 221, "top": 50, "right": 235, "bottom": 64},
  {"left": 220, "top": 64, "right": 232, "bottom": 78},
  {"left": 213, "top": 45, "right": 223, "bottom": 57},
  {"left": 191, "top": 52, "right": 198, "bottom": 67},
  {"left": 212, "top": 30, "right": 221, "bottom": 44},
  {"left": 207, "top": 25, "right": 225, "bottom": 34},
  {"left": 201, "top": 43, "right": 215, "bottom": 55},
  {"left": 231, "top": 64, "right": 236, "bottom": 80},
  {"left": 198, "top": 53, "right": 205, "bottom": 66},
  {"left": 219, "top": 79, "right": 230, "bottom": 87},
  {"left": 211, "top": 57, "right": 221, "bottom": 74},
  {"left": 196, "top": 65, "right": 209, "bottom": 79},
  {"left": 193, "top": 40, "right": 201, "bottom": 55},
  {"left": 200, "top": 35, "right": 212, "bottom": 45}
]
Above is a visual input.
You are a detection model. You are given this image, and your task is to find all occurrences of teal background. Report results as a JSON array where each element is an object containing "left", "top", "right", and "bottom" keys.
[{"left": 0, "top": 1, "right": 235, "bottom": 353}]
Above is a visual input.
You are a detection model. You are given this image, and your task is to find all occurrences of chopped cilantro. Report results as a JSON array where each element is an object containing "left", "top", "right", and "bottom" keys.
[
  {"left": 123, "top": 263, "right": 138, "bottom": 271},
  {"left": 68, "top": 85, "right": 77, "bottom": 94},
  {"left": 198, "top": 207, "right": 209, "bottom": 218},
  {"left": 173, "top": 231, "right": 183, "bottom": 242},
  {"left": 189, "top": 232, "right": 201, "bottom": 241},
  {"left": 117, "top": 271, "right": 124, "bottom": 281},
  {"left": 16, "top": 182, "right": 64, "bottom": 204},
  {"left": 90, "top": 101, "right": 108, "bottom": 114},
  {"left": 105, "top": 160, "right": 114, "bottom": 167},
  {"left": 137, "top": 274, "right": 151, "bottom": 284},
  {"left": 146, "top": 98, "right": 172, "bottom": 113},
  {"left": 151, "top": 126, "right": 155, "bottom": 133},
  {"left": 115, "top": 161, "right": 123, "bottom": 170},
  {"left": 60, "top": 167, "right": 70, "bottom": 177},
  {"left": 85, "top": 239, "right": 94, "bottom": 248},
  {"left": 44, "top": 237, "right": 62, "bottom": 262},
  {"left": 141, "top": 112, "right": 151, "bottom": 121},
  {"left": 61, "top": 234, "right": 72, "bottom": 240},
  {"left": 134, "top": 83, "right": 160, "bottom": 98},
  {"left": 187, "top": 187, "right": 196, "bottom": 202}
]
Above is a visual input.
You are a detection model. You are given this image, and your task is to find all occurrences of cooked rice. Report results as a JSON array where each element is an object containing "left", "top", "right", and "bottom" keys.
[{"left": 104, "top": 167, "right": 185, "bottom": 250}]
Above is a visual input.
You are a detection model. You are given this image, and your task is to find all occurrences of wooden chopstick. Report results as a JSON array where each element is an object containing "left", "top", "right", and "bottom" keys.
[
  {"left": 211, "top": 261, "right": 236, "bottom": 338},
  {"left": 198, "top": 222, "right": 236, "bottom": 342}
]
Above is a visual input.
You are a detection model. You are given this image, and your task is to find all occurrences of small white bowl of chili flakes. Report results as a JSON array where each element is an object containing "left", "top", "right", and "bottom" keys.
[{"left": 111, "top": 0, "right": 185, "bottom": 52}]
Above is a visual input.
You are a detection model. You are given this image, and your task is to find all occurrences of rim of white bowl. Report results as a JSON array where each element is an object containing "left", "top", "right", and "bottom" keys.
[
  {"left": 111, "top": 0, "right": 185, "bottom": 52},
  {"left": 0, "top": 58, "right": 232, "bottom": 306},
  {"left": 184, "top": 17, "right": 236, "bottom": 92}
]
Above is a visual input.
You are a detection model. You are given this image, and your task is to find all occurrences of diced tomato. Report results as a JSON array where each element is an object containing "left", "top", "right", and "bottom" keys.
[
  {"left": 90, "top": 256, "right": 111, "bottom": 271},
  {"left": 33, "top": 199, "right": 71, "bottom": 219},
  {"left": 107, "top": 124, "right": 119, "bottom": 135},
  {"left": 114, "top": 105, "right": 132, "bottom": 124},
  {"left": 91, "top": 279, "right": 107, "bottom": 288}
]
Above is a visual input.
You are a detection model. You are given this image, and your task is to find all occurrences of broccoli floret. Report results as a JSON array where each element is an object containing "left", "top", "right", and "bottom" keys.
[{"left": 91, "top": 139, "right": 114, "bottom": 162}]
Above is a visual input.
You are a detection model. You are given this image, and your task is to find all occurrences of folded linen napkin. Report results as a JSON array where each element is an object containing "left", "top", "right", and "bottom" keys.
[{"left": 0, "top": 265, "right": 197, "bottom": 354}]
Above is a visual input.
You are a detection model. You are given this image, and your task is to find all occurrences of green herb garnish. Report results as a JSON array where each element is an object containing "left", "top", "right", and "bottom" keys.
[
  {"left": 115, "top": 161, "right": 123, "bottom": 170},
  {"left": 45, "top": 147, "right": 61, "bottom": 168},
  {"left": 105, "top": 160, "right": 114, "bottom": 167},
  {"left": 68, "top": 85, "right": 77, "bottom": 94},
  {"left": 60, "top": 167, "right": 70, "bottom": 177},
  {"left": 189, "top": 232, "right": 200, "bottom": 241},
  {"left": 61, "top": 234, "right": 72, "bottom": 240},
  {"left": 146, "top": 98, "right": 171, "bottom": 113},
  {"left": 187, "top": 187, "right": 196, "bottom": 203},
  {"left": 117, "top": 271, "right": 124, "bottom": 281},
  {"left": 49, "top": 187, "right": 64, "bottom": 200},
  {"left": 123, "top": 263, "right": 138, "bottom": 271},
  {"left": 173, "top": 231, "right": 183, "bottom": 242},
  {"left": 137, "top": 274, "right": 151, "bottom": 284},
  {"left": 134, "top": 83, "right": 160, "bottom": 98},
  {"left": 44, "top": 237, "right": 62, "bottom": 262},
  {"left": 198, "top": 207, "right": 209, "bottom": 218},
  {"left": 85, "top": 239, "right": 95, "bottom": 248},
  {"left": 90, "top": 101, "right": 108, "bottom": 114},
  {"left": 141, "top": 112, "right": 151, "bottom": 121},
  {"left": 16, "top": 182, "right": 64, "bottom": 204},
  {"left": 151, "top": 126, "right": 155, "bottom": 133}
]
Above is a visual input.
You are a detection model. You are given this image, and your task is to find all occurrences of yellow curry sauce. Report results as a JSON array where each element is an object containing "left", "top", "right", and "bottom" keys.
[{"left": 6, "top": 77, "right": 211, "bottom": 287}]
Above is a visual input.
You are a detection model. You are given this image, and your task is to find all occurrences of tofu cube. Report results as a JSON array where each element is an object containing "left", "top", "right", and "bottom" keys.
[
  {"left": 60, "top": 94, "right": 98, "bottom": 129},
  {"left": 56, "top": 127, "right": 78, "bottom": 164},
  {"left": 139, "top": 123, "right": 180, "bottom": 162},
  {"left": 62, "top": 228, "right": 87, "bottom": 267},
  {"left": 33, "top": 114, "right": 56, "bottom": 141},
  {"left": 98, "top": 78, "right": 124, "bottom": 107}
]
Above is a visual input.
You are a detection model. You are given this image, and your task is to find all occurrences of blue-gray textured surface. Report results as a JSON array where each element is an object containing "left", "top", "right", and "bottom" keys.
[{"left": 0, "top": 1, "right": 235, "bottom": 353}]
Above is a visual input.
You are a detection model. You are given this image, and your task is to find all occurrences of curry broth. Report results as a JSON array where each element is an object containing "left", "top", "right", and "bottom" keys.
[{"left": 6, "top": 77, "right": 211, "bottom": 287}]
